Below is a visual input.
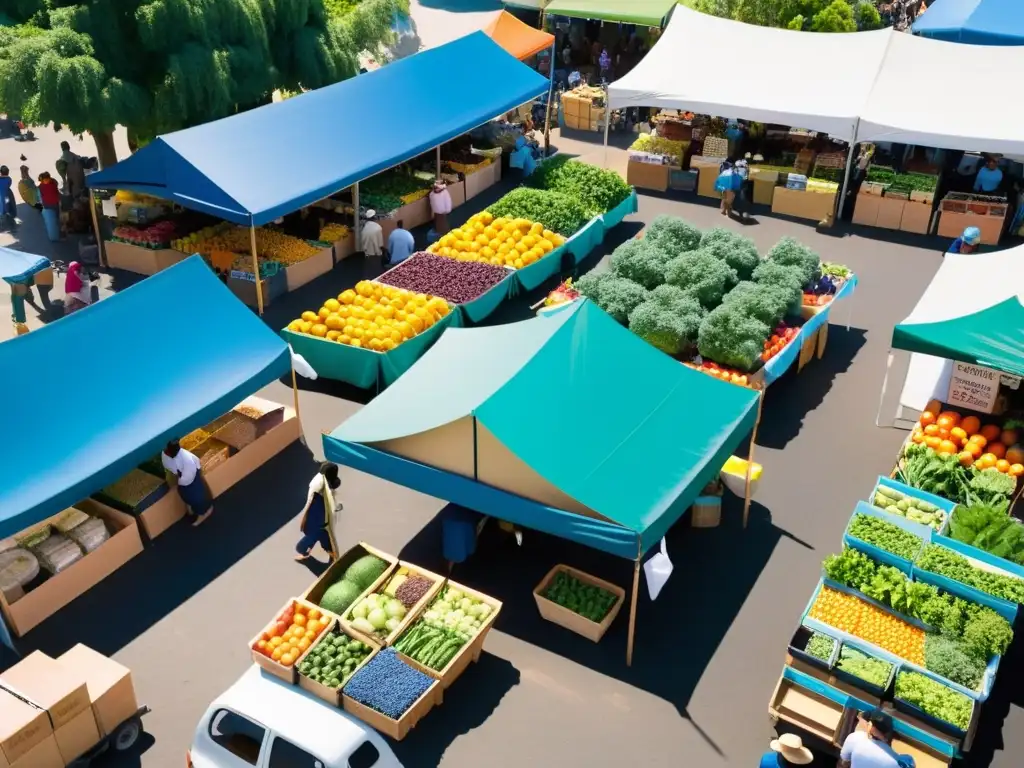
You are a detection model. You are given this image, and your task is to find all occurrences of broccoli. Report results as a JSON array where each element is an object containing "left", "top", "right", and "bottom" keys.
[
  {"left": 644, "top": 215, "right": 702, "bottom": 257},
  {"left": 752, "top": 260, "right": 805, "bottom": 304},
  {"left": 609, "top": 239, "right": 667, "bottom": 290},
  {"left": 699, "top": 228, "right": 762, "bottom": 281},
  {"left": 649, "top": 284, "right": 703, "bottom": 314},
  {"left": 697, "top": 304, "right": 770, "bottom": 371},
  {"left": 575, "top": 269, "right": 616, "bottom": 304},
  {"left": 628, "top": 299, "right": 701, "bottom": 356},
  {"left": 592, "top": 275, "right": 649, "bottom": 324},
  {"left": 722, "top": 281, "right": 792, "bottom": 327},
  {"left": 664, "top": 249, "right": 738, "bottom": 309},
  {"left": 766, "top": 237, "right": 821, "bottom": 286}
]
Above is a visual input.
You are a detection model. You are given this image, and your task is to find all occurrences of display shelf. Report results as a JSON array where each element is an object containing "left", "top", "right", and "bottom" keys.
[
  {"left": 103, "top": 241, "right": 189, "bottom": 275},
  {"left": 284, "top": 246, "right": 334, "bottom": 291}
]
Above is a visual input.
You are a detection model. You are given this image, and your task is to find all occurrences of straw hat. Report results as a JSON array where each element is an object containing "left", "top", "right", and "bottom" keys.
[{"left": 770, "top": 734, "right": 814, "bottom": 765}]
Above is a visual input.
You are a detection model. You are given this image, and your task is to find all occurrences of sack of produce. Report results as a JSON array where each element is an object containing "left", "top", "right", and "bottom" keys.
[
  {"left": 16, "top": 524, "right": 52, "bottom": 550},
  {"left": 54, "top": 507, "right": 91, "bottom": 533},
  {"left": 0, "top": 549, "right": 40, "bottom": 592},
  {"left": 0, "top": 537, "right": 17, "bottom": 554},
  {"left": 32, "top": 533, "right": 84, "bottom": 574},
  {"left": 67, "top": 517, "right": 110, "bottom": 554}
]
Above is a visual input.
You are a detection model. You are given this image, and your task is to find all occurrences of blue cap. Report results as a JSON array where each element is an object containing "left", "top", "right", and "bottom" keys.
[{"left": 962, "top": 227, "right": 981, "bottom": 245}]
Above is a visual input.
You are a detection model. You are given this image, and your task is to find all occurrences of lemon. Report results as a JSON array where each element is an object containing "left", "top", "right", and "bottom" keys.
[{"left": 338, "top": 334, "right": 351, "bottom": 345}]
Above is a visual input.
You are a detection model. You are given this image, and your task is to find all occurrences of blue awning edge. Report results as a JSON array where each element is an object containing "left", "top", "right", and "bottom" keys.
[
  {"left": 0, "top": 246, "right": 50, "bottom": 284},
  {"left": 0, "top": 255, "right": 291, "bottom": 537},
  {"left": 87, "top": 33, "right": 549, "bottom": 225}
]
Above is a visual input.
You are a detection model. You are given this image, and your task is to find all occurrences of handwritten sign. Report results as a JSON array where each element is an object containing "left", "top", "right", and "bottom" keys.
[
  {"left": 947, "top": 361, "right": 1000, "bottom": 414},
  {"left": 229, "top": 270, "right": 256, "bottom": 283}
]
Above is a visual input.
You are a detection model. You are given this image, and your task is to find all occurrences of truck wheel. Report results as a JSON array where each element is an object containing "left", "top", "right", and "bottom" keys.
[{"left": 113, "top": 717, "right": 142, "bottom": 751}]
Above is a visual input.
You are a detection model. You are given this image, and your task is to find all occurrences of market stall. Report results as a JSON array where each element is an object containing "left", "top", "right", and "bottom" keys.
[
  {"left": 912, "top": 0, "right": 1024, "bottom": 46},
  {"left": 86, "top": 32, "right": 550, "bottom": 314},
  {"left": 0, "top": 245, "right": 51, "bottom": 332},
  {"left": 877, "top": 248, "right": 1024, "bottom": 429},
  {"left": 543, "top": 0, "right": 678, "bottom": 26},
  {"left": 0, "top": 257, "right": 299, "bottom": 641},
  {"left": 852, "top": 163, "right": 941, "bottom": 235},
  {"left": 321, "top": 299, "right": 762, "bottom": 664}
]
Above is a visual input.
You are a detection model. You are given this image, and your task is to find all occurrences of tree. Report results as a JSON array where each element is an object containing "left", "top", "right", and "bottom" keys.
[
  {"left": 787, "top": 13, "right": 806, "bottom": 29},
  {"left": 855, "top": 2, "right": 883, "bottom": 30},
  {"left": 0, "top": 0, "right": 407, "bottom": 167},
  {"left": 810, "top": 0, "right": 858, "bottom": 32}
]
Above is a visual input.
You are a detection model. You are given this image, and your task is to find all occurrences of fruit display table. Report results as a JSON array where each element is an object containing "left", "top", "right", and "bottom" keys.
[{"left": 102, "top": 240, "right": 189, "bottom": 276}]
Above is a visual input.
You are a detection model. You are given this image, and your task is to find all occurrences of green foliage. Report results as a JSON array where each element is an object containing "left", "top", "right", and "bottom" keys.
[
  {"left": 526, "top": 156, "right": 631, "bottom": 216},
  {"left": 917, "top": 544, "right": 1024, "bottom": 604},
  {"left": 644, "top": 215, "right": 702, "bottom": 256},
  {"left": 855, "top": 2, "right": 882, "bottom": 30},
  {"left": 895, "top": 671, "right": 973, "bottom": 731},
  {"left": 948, "top": 504, "right": 1024, "bottom": 564},
  {"left": 592, "top": 276, "right": 648, "bottom": 324},
  {"left": 924, "top": 635, "right": 986, "bottom": 690},
  {"left": 836, "top": 645, "right": 893, "bottom": 688},
  {"left": 609, "top": 240, "right": 668, "bottom": 290},
  {"left": 823, "top": 547, "right": 878, "bottom": 588},
  {"left": 766, "top": 236, "right": 820, "bottom": 285},
  {"left": 487, "top": 188, "right": 588, "bottom": 236},
  {"left": 628, "top": 300, "right": 701, "bottom": 356},
  {"left": 846, "top": 514, "right": 924, "bottom": 561},
  {"left": 700, "top": 228, "right": 761, "bottom": 281},
  {"left": 575, "top": 269, "right": 616, "bottom": 305},
  {"left": 787, "top": 14, "right": 806, "bottom": 29},
  {"left": 664, "top": 250, "right": 737, "bottom": 309},
  {"left": 804, "top": 631, "right": 836, "bottom": 662},
  {"left": 811, "top": 0, "right": 857, "bottom": 32},
  {"left": 649, "top": 284, "right": 700, "bottom": 313},
  {"left": 697, "top": 305, "right": 769, "bottom": 371},
  {"left": 751, "top": 260, "right": 805, "bottom": 303},
  {"left": 722, "top": 281, "right": 791, "bottom": 327},
  {"left": 961, "top": 608, "right": 1013, "bottom": 659}
]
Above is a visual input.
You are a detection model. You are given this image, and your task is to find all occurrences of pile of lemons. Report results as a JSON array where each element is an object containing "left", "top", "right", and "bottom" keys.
[
  {"left": 426, "top": 211, "right": 565, "bottom": 269},
  {"left": 287, "top": 281, "right": 450, "bottom": 351}
]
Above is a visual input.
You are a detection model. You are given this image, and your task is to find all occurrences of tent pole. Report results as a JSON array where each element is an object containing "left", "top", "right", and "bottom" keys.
[
  {"left": 836, "top": 137, "right": 857, "bottom": 223},
  {"left": 290, "top": 361, "right": 303, "bottom": 432},
  {"left": 544, "top": 42, "right": 555, "bottom": 157},
  {"left": 435, "top": 146, "right": 442, "bottom": 179},
  {"left": 626, "top": 538, "right": 641, "bottom": 667},
  {"left": 353, "top": 183, "right": 361, "bottom": 255},
  {"left": 743, "top": 388, "right": 765, "bottom": 529},
  {"left": 250, "top": 222, "right": 264, "bottom": 316},
  {"left": 875, "top": 351, "right": 894, "bottom": 428},
  {"left": 89, "top": 193, "right": 107, "bottom": 268},
  {"left": 602, "top": 91, "right": 612, "bottom": 169}
]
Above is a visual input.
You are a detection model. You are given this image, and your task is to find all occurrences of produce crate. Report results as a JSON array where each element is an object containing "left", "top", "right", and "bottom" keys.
[
  {"left": 249, "top": 597, "right": 328, "bottom": 684},
  {"left": 340, "top": 563, "right": 442, "bottom": 648},
  {"left": 395, "top": 580, "right": 502, "bottom": 690},
  {"left": 862, "top": 182, "right": 887, "bottom": 197},
  {"left": 94, "top": 469, "right": 169, "bottom": 515},
  {"left": 342, "top": 661, "right": 443, "bottom": 741},
  {"left": 768, "top": 665, "right": 845, "bottom": 745},
  {"left": 868, "top": 476, "right": 954, "bottom": 534},
  {"left": 533, "top": 565, "right": 625, "bottom": 643},
  {"left": 303, "top": 542, "right": 399, "bottom": 607},
  {"left": 194, "top": 438, "right": 231, "bottom": 473},
  {"left": 843, "top": 501, "right": 930, "bottom": 575},
  {"left": 832, "top": 642, "right": 896, "bottom": 698},
  {"left": 296, "top": 619, "right": 380, "bottom": 707},
  {"left": 910, "top": 190, "right": 935, "bottom": 204},
  {"left": 892, "top": 672, "right": 974, "bottom": 738},
  {"left": 702, "top": 136, "right": 729, "bottom": 159},
  {"left": 787, "top": 625, "right": 839, "bottom": 672}
]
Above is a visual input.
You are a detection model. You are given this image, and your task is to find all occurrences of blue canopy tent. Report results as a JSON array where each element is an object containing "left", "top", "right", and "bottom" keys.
[
  {"left": 0, "top": 246, "right": 50, "bottom": 325},
  {"left": 0, "top": 256, "right": 290, "bottom": 540},
  {"left": 912, "top": 0, "right": 1024, "bottom": 45},
  {"left": 323, "top": 300, "right": 761, "bottom": 664}
]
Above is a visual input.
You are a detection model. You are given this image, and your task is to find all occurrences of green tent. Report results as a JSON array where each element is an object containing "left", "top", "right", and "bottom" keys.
[
  {"left": 544, "top": 0, "right": 678, "bottom": 26},
  {"left": 325, "top": 299, "right": 759, "bottom": 556}
]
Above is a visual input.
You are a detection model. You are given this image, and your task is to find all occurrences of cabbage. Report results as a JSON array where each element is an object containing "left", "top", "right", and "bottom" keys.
[
  {"left": 351, "top": 617, "right": 376, "bottom": 635},
  {"left": 385, "top": 600, "right": 407, "bottom": 619},
  {"left": 385, "top": 617, "right": 401, "bottom": 632},
  {"left": 351, "top": 600, "right": 370, "bottom": 620},
  {"left": 367, "top": 608, "right": 388, "bottom": 630}
]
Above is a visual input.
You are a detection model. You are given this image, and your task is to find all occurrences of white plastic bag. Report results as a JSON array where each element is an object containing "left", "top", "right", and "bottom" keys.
[{"left": 643, "top": 538, "right": 673, "bottom": 600}]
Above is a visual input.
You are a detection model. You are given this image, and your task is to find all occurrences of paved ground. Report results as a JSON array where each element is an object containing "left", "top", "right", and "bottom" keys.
[{"left": 3, "top": 5, "right": 1023, "bottom": 767}]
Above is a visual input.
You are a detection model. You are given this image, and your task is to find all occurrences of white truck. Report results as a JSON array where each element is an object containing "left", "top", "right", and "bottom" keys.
[{"left": 188, "top": 665, "right": 403, "bottom": 768}]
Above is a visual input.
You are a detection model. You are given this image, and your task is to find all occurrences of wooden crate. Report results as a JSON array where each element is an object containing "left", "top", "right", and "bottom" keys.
[
  {"left": 533, "top": 565, "right": 625, "bottom": 643},
  {"left": 296, "top": 620, "right": 380, "bottom": 707},
  {"left": 302, "top": 542, "right": 399, "bottom": 607},
  {"left": 342, "top": 669, "right": 442, "bottom": 741},
  {"left": 249, "top": 596, "right": 328, "bottom": 684},
  {"left": 626, "top": 160, "right": 669, "bottom": 192},
  {"left": 875, "top": 196, "right": 906, "bottom": 230},
  {"left": 340, "top": 563, "right": 442, "bottom": 648},
  {"left": 702, "top": 136, "right": 728, "bottom": 158}
]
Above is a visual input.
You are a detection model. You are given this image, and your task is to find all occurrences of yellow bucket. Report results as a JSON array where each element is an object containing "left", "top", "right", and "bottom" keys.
[{"left": 720, "top": 456, "right": 763, "bottom": 499}]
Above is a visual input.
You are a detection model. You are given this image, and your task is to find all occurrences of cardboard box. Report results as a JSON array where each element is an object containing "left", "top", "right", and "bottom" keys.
[
  {"left": 52, "top": 708, "right": 99, "bottom": 764},
  {"left": 771, "top": 187, "right": 836, "bottom": 222},
  {"left": 0, "top": 501, "right": 144, "bottom": 637},
  {"left": 0, "top": 733, "right": 63, "bottom": 768},
  {"left": 752, "top": 179, "right": 776, "bottom": 206},
  {"left": 57, "top": 645, "right": 139, "bottom": 738},
  {"left": 103, "top": 240, "right": 188, "bottom": 276},
  {"left": 284, "top": 246, "right": 333, "bottom": 291},
  {"left": 0, "top": 652, "right": 91, "bottom": 729},
  {"left": 900, "top": 200, "right": 933, "bottom": 235},
  {"left": 852, "top": 193, "right": 880, "bottom": 226},
  {"left": 0, "top": 689, "right": 52, "bottom": 765},
  {"left": 875, "top": 196, "right": 906, "bottom": 229},
  {"left": 626, "top": 160, "right": 669, "bottom": 192}
]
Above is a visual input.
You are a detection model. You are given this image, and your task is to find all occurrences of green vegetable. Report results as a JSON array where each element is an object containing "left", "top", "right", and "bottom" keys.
[
  {"left": 765, "top": 236, "right": 821, "bottom": 285},
  {"left": 948, "top": 503, "right": 1024, "bottom": 564},
  {"left": 965, "top": 468, "right": 1016, "bottom": 510},
  {"left": 847, "top": 514, "right": 924, "bottom": 561},
  {"left": 644, "top": 215, "right": 702, "bottom": 256},
  {"left": 319, "top": 579, "right": 363, "bottom": 615},
  {"left": 865, "top": 165, "right": 896, "bottom": 185},
  {"left": 751, "top": 260, "right": 805, "bottom": 304},
  {"left": 649, "top": 284, "right": 701, "bottom": 313},
  {"left": 923, "top": 635, "right": 985, "bottom": 689},
  {"left": 696, "top": 304, "right": 769, "bottom": 371},
  {"left": 343, "top": 556, "right": 389, "bottom": 590},
  {"left": 836, "top": 645, "right": 893, "bottom": 688},
  {"left": 916, "top": 544, "right": 1024, "bottom": 604},
  {"left": 664, "top": 250, "right": 738, "bottom": 308},
  {"left": 589, "top": 275, "right": 648, "bottom": 323},
  {"left": 820, "top": 262, "right": 851, "bottom": 279},
  {"left": 609, "top": 239, "right": 668, "bottom": 289},
  {"left": 575, "top": 270, "right": 617, "bottom": 305},
  {"left": 487, "top": 187, "right": 588, "bottom": 236},
  {"left": 526, "top": 156, "right": 631, "bottom": 216},
  {"left": 894, "top": 671, "right": 973, "bottom": 730},
  {"left": 699, "top": 228, "right": 761, "bottom": 281},
  {"left": 721, "top": 281, "right": 792, "bottom": 327},
  {"left": 898, "top": 449, "right": 971, "bottom": 504},
  {"left": 628, "top": 298, "right": 703, "bottom": 356},
  {"left": 543, "top": 570, "right": 618, "bottom": 623},
  {"left": 961, "top": 607, "right": 1013, "bottom": 659},
  {"left": 298, "top": 630, "right": 373, "bottom": 689},
  {"left": 804, "top": 631, "right": 836, "bottom": 662}
]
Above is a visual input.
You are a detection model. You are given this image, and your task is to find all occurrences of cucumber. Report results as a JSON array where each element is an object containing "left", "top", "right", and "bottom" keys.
[
  {"left": 886, "top": 505, "right": 904, "bottom": 516},
  {"left": 914, "top": 500, "right": 939, "bottom": 513},
  {"left": 873, "top": 493, "right": 891, "bottom": 508},
  {"left": 876, "top": 486, "right": 904, "bottom": 501},
  {"left": 896, "top": 499, "right": 910, "bottom": 512}
]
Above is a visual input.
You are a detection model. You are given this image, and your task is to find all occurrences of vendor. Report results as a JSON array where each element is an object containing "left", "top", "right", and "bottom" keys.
[
  {"left": 162, "top": 439, "right": 214, "bottom": 527},
  {"left": 360, "top": 209, "right": 385, "bottom": 262},
  {"left": 973, "top": 156, "right": 1003, "bottom": 194},
  {"left": 840, "top": 709, "right": 915, "bottom": 768},
  {"left": 759, "top": 733, "right": 812, "bottom": 767},
  {"left": 509, "top": 136, "right": 537, "bottom": 182},
  {"left": 946, "top": 226, "right": 980, "bottom": 255},
  {"left": 429, "top": 180, "right": 452, "bottom": 237}
]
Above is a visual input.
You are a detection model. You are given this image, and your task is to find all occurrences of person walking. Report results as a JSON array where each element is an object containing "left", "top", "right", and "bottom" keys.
[
  {"left": 715, "top": 157, "right": 738, "bottom": 216},
  {"left": 429, "top": 180, "right": 453, "bottom": 237},
  {"left": 295, "top": 462, "right": 341, "bottom": 562},
  {"left": 387, "top": 220, "right": 415, "bottom": 265},
  {"left": 17, "top": 166, "right": 40, "bottom": 209},
  {"left": 840, "top": 709, "right": 915, "bottom": 768},
  {"left": 38, "top": 172, "right": 61, "bottom": 242},
  {"left": 62, "top": 261, "right": 93, "bottom": 314},
  {"left": 759, "top": 733, "right": 813, "bottom": 767},
  {"left": 161, "top": 439, "right": 214, "bottom": 527}
]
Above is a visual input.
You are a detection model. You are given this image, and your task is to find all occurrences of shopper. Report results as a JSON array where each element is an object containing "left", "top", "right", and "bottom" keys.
[
  {"left": 360, "top": 209, "right": 385, "bottom": 263},
  {"left": 62, "top": 261, "right": 93, "bottom": 314},
  {"left": 840, "top": 709, "right": 914, "bottom": 768},
  {"left": 946, "top": 226, "right": 981, "bottom": 255},
  {"left": 0, "top": 166, "right": 15, "bottom": 230},
  {"left": 973, "top": 156, "right": 1003, "bottom": 194},
  {"left": 161, "top": 439, "right": 214, "bottom": 527},
  {"left": 733, "top": 155, "right": 751, "bottom": 222},
  {"left": 429, "top": 180, "right": 453, "bottom": 237},
  {"left": 17, "top": 166, "right": 40, "bottom": 209},
  {"left": 295, "top": 462, "right": 342, "bottom": 562},
  {"left": 38, "top": 172, "right": 61, "bottom": 242},
  {"left": 759, "top": 733, "right": 813, "bottom": 767},
  {"left": 387, "top": 220, "right": 415, "bottom": 265},
  {"left": 56, "top": 140, "right": 78, "bottom": 192},
  {"left": 715, "top": 157, "right": 738, "bottom": 216}
]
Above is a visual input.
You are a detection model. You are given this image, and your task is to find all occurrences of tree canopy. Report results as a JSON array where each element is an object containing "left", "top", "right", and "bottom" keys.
[
  {"left": 0, "top": 0, "right": 408, "bottom": 164},
  {"left": 692, "top": 0, "right": 883, "bottom": 33}
]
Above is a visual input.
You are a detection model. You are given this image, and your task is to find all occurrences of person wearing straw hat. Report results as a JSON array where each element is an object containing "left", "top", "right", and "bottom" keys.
[
  {"left": 761, "top": 733, "right": 813, "bottom": 767},
  {"left": 840, "top": 709, "right": 914, "bottom": 768}
]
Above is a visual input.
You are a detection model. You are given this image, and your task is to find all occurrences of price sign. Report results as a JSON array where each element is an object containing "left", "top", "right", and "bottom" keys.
[
  {"left": 230, "top": 270, "right": 257, "bottom": 283},
  {"left": 947, "top": 361, "right": 1000, "bottom": 414}
]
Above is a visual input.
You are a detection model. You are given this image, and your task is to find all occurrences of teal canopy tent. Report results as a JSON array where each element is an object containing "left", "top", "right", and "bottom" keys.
[{"left": 324, "top": 299, "right": 761, "bottom": 663}]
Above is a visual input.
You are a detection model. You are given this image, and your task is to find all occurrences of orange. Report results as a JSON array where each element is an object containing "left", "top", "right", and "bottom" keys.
[
  {"left": 960, "top": 415, "right": 981, "bottom": 435},
  {"left": 271, "top": 647, "right": 284, "bottom": 661},
  {"left": 936, "top": 415, "right": 957, "bottom": 430},
  {"left": 911, "top": 430, "right": 925, "bottom": 444},
  {"left": 965, "top": 442, "right": 983, "bottom": 459},
  {"left": 938, "top": 440, "right": 959, "bottom": 455},
  {"left": 938, "top": 411, "right": 961, "bottom": 427},
  {"left": 920, "top": 411, "right": 937, "bottom": 426},
  {"left": 1009, "top": 464, "right": 1024, "bottom": 477},
  {"left": 925, "top": 436, "right": 942, "bottom": 450},
  {"left": 969, "top": 434, "right": 988, "bottom": 449},
  {"left": 281, "top": 653, "right": 295, "bottom": 667},
  {"left": 924, "top": 424, "right": 940, "bottom": 437},
  {"left": 293, "top": 613, "right": 307, "bottom": 627},
  {"left": 981, "top": 424, "right": 1002, "bottom": 441},
  {"left": 1002, "top": 429, "right": 1020, "bottom": 447},
  {"left": 936, "top": 428, "right": 952, "bottom": 441},
  {"left": 294, "top": 603, "right": 306, "bottom": 616},
  {"left": 989, "top": 442, "right": 1006, "bottom": 460},
  {"left": 297, "top": 637, "right": 312, "bottom": 652},
  {"left": 979, "top": 453, "right": 998, "bottom": 469},
  {"left": 925, "top": 399, "right": 942, "bottom": 415},
  {"left": 950, "top": 427, "right": 968, "bottom": 444},
  {"left": 996, "top": 459, "right": 1011, "bottom": 473},
  {"left": 1006, "top": 447, "right": 1024, "bottom": 465}
]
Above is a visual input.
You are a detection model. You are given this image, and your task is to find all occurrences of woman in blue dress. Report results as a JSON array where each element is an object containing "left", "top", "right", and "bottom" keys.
[{"left": 295, "top": 462, "right": 341, "bottom": 562}]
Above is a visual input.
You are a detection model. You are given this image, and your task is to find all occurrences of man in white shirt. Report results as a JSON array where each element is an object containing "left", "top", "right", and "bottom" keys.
[
  {"left": 360, "top": 209, "right": 384, "bottom": 261},
  {"left": 840, "top": 710, "right": 914, "bottom": 768},
  {"left": 162, "top": 439, "right": 214, "bottom": 526}
]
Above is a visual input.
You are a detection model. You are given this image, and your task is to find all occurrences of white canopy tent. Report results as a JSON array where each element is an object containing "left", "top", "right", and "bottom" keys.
[
  {"left": 607, "top": 5, "right": 893, "bottom": 141},
  {"left": 878, "top": 247, "right": 1024, "bottom": 428}
]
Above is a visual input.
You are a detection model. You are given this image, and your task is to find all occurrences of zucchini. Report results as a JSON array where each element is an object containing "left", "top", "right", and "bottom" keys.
[
  {"left": 876, "top": 486, "right": 904, "bottom": 501},
  {"left": 873, "top": 493, "right": 891, "bottom": 508},
  {"left": 914, "top": 500, "right": 939, "bottom": 513},
  {"left": 886, "top": 505, "right": 903, "bottom": 516}
]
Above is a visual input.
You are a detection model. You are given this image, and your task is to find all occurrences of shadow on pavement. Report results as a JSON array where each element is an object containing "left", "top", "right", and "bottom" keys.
[
  {"left": 87, "top": 732, "right": 156, "bottom": 768},
  {"left": 390, "top": 652, "right": 520, "bottom": 767},
  {"left": 398, "top": 494, "right": 803, "bottom": 727},
  {"left": 12, "top": 442, "right": 315, "bottom": 659}
]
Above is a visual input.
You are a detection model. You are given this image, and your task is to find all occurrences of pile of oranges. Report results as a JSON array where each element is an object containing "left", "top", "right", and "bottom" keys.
[
  {"left": 911, "top": 402, "right": 1023, "bottom": 477},
  {"left": 253, "top": 601, "right": 330, "bottom": 668},
  {"left": 426, "top": 211, "right": 565, "bottom": 269},
  {"left": 808, "top": 587, "right": 925, "bottom": 666}
]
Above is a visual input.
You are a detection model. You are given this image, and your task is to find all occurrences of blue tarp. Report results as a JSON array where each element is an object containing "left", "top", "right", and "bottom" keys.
[
  {"left": 86, "top": 33, "right": 549, "bottom": 225},
  {"left": 0, "top": 256, "right": 290, "bottom": 537},
  {"left": 912, "top": 0, "right": 1024, "bottom": 45},
  {"left": 0, "top": 246, "right": 49, "bottom": 283}
]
